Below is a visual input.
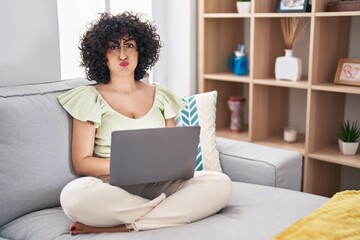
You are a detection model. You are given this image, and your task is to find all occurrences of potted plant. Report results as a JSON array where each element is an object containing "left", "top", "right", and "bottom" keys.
[
  {"left": 338, "top": 120, "right": 360, "bottom": 155},
  {"left": 237, "top": 0, "right": 251, "bottom": 14}
]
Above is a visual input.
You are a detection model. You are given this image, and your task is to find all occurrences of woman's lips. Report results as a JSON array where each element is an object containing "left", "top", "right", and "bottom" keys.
[{"left": 120, "top": 61, "right": 129, "bottom": 67}]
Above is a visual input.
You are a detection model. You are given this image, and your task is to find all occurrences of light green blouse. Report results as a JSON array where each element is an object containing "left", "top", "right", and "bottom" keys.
[{"left": 58, "top": 83, "right": 185, "bottom": 158}]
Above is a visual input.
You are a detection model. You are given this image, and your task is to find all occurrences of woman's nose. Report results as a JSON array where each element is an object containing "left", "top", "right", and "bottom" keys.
[{"left": 118, "top": 46, "right": 127, "bottom": 60}]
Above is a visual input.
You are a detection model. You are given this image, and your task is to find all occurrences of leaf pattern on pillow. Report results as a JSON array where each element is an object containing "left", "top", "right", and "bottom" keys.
[{"left": 176, "top": 91, "right": 221, "bottom": 172}]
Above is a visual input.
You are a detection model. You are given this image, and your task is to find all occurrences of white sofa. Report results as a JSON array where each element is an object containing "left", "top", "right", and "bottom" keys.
[{"left": 0, "top": 78, "right": 328, "bottom": 240}]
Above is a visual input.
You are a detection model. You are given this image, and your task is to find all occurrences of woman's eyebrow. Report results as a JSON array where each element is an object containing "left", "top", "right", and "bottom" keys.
[
  {"left": 123, "top": 38, "right": 135, "bottom": 43},
  {"left": 108, "top": 41, "right": 119, "bottom": 46}
]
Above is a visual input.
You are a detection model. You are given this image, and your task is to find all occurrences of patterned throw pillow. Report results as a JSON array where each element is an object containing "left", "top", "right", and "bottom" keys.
[{"left": 175, "top": 91, "right": 222, "bottom": 172}]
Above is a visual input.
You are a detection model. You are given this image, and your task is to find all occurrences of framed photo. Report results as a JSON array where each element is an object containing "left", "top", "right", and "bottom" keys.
[
  {"left": 334, "top": 58, "right": 360, "bottom": 87},
  {"left": 276, "top": 0, "right": 309, "bottom": 13}
]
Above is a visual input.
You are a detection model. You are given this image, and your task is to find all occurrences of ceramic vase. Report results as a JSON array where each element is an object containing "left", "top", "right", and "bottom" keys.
[
  {"left": 227, "top": 96, "right": 246, "bottom": 132},
  {"left": 236, "top": 2, "right": 251, "bottom": 13},
  {"left": 275, "top": 49, "right": 302, "bottom": 81},
  {"left": 338, "top": 139, "right": 359, "bottom": 155}
]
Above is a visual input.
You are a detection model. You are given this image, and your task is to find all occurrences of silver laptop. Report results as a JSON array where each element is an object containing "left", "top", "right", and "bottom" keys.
[{"left": 109, "top": 126, "right": 200, "bottom": 186}]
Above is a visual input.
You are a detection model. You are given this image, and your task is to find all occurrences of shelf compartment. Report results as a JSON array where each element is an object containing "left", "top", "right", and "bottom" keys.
[
  {"left": 216, "top": 128, "right": 249, "bottom": 141},
  {"left": 253, "top": 0, "right": 310, "bottom": 14},
  {"left": 314, "top": 0, "right": 360, "bottom": 14},
  {"left": 203, "top": 0, "right": 237, "bottom": 14},
  {"left": 253, "top": 0, "right": 277, "bottom": 13},
  {"left": 303, "top": 157, "right": 341, "bottom": 197},
  {"left": 311, "top": 16, "right": 351, "bottom": 85},
  {"left": 253, "top": 17, "right": 311, "bottom": 80},
  {"left": 204, "top": 80, "right": 250, "bottom": 134},
  {"left": 308, "top": 90, "right": 345, "bottom": 153},
  {"left": 203, "top": 18, "right": 249, "bottom": 74},
  {"left": 254, "top": 79, "right": 309, "bottom": 89},
  {"left": 204, "top": 73, "right": 250, "bottom": 83},
  {"left": 309, "top": 145, "right": 360, "bottom": 169},
  {"left": 252, "top": 85, "right": 307, "bottom": 146}
]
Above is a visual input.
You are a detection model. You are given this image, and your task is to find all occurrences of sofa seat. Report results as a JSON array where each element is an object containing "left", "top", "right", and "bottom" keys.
[{"left": 0, "top": 182, "right": 327, "bottom": 240}]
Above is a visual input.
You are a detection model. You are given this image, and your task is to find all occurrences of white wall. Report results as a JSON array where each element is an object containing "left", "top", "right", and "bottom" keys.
[
  {"left": 109, "top": 0, "right": 152, "bottom": 17},
  {"left": 57, "top": 0, "right": 105, "bottom": 80},
  {"left": 0, "top": 0, "right": 61, "bottom": 86},
  {"left": 152, "top": 0, "right": 197, "bottom": 97}
]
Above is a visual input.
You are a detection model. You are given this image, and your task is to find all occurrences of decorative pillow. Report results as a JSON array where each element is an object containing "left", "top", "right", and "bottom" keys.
[{"left": 176, "top": 91, "right": 222, "bottom": 172}]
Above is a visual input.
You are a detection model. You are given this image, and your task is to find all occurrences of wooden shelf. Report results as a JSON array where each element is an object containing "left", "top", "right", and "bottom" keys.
[
  {"left": 309, "top": 146, "right": 360, "bottom": 169},
  {"left": 312, "top": 83, "right": 360, "bottom": 94},
  {"left": 199, "top": 0, "right": 360, "bottom": 197},
  {"left": 253, "top": 79, "right": 309, "bottom": 89},
  {"left": 253, "top": 134, "right": 306, "bottom": 155},
  {"left": 204, "top": 13, "right": 251, "bottom": 18},
  {"left": 254, "top": 13, "right": 312, "bottom": 18},
  {"left": 315, "top": 11, "right": 360, "bottom": 17},
  {"left": 216, "top": 128, "right": 249, "bottom": 141},
  {"left": 204, "top": 73, "right": 251, "bottom": 83}
]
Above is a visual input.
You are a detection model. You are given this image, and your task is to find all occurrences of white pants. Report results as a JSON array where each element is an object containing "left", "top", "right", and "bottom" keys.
[{"left": 60, "top": 170, "right": 232, "bottom": 231}]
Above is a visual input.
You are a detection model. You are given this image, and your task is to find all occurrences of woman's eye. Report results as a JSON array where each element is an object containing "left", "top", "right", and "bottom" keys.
[
  {"left": 125, "top": 43, "right": 134, "bottom": 48},
  {"left": 109, "top": 45, "right": 119, "bottom": 50}
]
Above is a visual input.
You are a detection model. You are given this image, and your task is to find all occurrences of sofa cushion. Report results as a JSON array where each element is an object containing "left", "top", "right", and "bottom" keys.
[
  {"left": 0, "top": 182, "right": 328, "bottom": 240},
  {"left": 217, "top": 137, "right": 303, "bottom": 191},
  {"left": 176, "top": 91, "right": 221, "bottom": 171},
  {"left": 0, "top": 78, "right": 90, "bottom": 227}
]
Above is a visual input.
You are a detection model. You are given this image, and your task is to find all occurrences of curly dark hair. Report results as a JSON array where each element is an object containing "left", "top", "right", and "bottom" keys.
[{"left": 79, "top": 12, "right": 162, "bottom": 83}]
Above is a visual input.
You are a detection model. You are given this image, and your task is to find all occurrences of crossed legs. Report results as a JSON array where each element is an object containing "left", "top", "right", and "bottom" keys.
[{"left": 60, "top": 170, "right": 232, "bottom": 234}]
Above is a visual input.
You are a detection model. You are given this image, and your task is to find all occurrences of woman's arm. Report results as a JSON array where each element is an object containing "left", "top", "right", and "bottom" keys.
[
  {"left": 71, "top": 118, "right": 110, "bottom": 177},
  {"left": 165, "top": 118, "right": 176, "bottom": 127}
]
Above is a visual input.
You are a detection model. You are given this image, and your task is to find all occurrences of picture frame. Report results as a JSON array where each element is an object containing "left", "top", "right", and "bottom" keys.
[
  {"left": 276, "top": 0, "right": 309, "bottom": 13},
  {"left": 334, "top": 58, "right": 360, "bottom": 87}
]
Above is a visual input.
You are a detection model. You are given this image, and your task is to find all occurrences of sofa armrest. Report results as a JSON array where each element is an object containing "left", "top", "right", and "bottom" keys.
[{"left": 216, "top": 137, "right": 302, "bottom": 191}]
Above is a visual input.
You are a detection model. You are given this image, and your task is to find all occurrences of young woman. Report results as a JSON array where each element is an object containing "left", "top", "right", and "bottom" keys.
[{"left": 58, "top": 12, "right": 232, "bottom": 235}]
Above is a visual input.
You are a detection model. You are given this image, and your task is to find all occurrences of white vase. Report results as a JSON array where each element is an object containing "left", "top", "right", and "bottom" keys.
[
  {"left": 338, "top": 139, "right": 359, "bottom": 155},
  {"left": 236, "top": 2, "right": 251, "bottom": 13},
  {"left": 275, "top": 49, "right": 302, "bottom": 81}
]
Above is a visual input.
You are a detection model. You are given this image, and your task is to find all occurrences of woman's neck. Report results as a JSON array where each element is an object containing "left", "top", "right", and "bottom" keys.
[{"left": 107, "top": 75, "right": 138, "bottom": 93}]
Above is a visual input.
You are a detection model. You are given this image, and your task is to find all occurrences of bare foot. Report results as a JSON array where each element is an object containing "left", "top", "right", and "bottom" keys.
[{"left": 69, "top": 222, "right": 130, "bottom": 235}]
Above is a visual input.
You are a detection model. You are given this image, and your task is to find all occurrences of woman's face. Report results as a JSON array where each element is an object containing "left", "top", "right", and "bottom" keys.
[{"left": 106, "top": 36, "right": 138, "bottom": 79}]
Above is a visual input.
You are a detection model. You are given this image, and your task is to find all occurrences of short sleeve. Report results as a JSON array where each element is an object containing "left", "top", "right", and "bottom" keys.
[
  {"left": 57, "top": 86, "right": 104, "bottom": 128},
  {"left": 155, "top": 84, "right": 186, "bottom": 119}
]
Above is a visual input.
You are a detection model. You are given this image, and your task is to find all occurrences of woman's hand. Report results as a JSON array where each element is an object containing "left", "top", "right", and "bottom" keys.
[{"left": 165, "top": 118, "right": 176, "bottom": 127}]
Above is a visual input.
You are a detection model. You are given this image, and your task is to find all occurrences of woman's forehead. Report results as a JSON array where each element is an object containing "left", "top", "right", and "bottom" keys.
[{"left": 109, "top": 35, "right": 135, "bottom": 44}]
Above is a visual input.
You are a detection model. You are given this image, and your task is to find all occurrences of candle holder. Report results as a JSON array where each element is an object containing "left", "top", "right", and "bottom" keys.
[{"left": 284, "top": 127, "right": 297, "bottom": 143}]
